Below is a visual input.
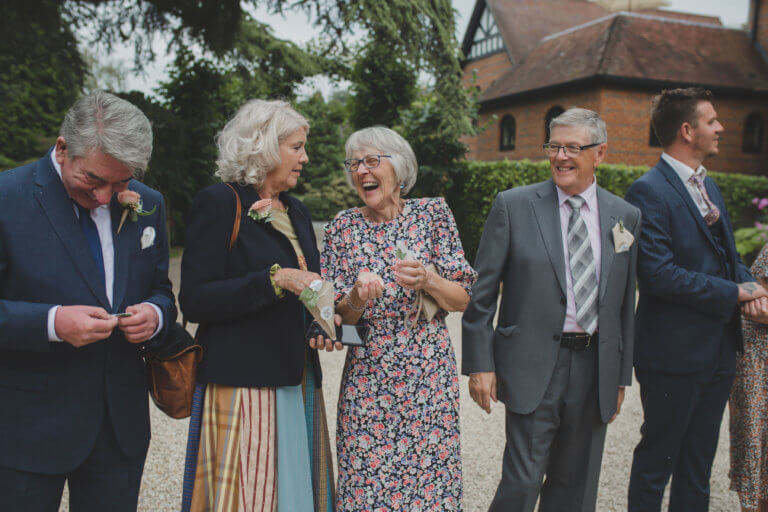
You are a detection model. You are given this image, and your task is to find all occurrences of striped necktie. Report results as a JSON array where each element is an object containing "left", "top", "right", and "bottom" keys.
[{"left": 566, "top": 195, "right": 598, "bottom": 334}]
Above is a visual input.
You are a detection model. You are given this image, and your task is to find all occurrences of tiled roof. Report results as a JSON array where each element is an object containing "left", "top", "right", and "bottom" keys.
[{"left": 479, "top": 11, "right": 768, "bottom": 104}]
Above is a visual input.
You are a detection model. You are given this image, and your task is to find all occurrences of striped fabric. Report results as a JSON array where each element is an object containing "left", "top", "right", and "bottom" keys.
[
  {"left": 566, "top": 195, "right": 599, "bottom": 334},
  {"left": 181, "top": 362, "right": 335, "bottom": 512}
]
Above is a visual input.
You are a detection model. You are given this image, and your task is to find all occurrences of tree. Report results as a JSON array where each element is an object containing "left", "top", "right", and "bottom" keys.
[{"left": 0, "top": 0, "right": 87, "bottom": 167}]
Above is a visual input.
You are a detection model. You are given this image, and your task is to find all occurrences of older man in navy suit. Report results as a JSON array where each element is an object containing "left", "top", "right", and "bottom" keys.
[
  {"left": 626, "top": 88, "right": 767, "bottom": 511},
  {"left": 0, "top": 92, "right": 176, "bottom": 511}
]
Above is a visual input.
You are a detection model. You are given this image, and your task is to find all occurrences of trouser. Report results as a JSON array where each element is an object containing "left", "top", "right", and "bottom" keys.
[
  {"left": 628, "top": 352, "right": 735, "bottom": 512},
  {"left": 489, "top": 344, "right": 607, "bottom": 512},
  {"left": 0, "top": 412, "right": 147, "bottom": 512}
]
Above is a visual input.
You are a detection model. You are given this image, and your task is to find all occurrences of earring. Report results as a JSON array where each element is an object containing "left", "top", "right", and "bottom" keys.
[{"left": 400, "top": 183, "right": 405, "bottom": 189}]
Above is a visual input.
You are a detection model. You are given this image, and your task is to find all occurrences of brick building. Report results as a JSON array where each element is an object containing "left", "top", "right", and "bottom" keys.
[{"left": 461, "top": 0, "right": 768, "bottom": 174}]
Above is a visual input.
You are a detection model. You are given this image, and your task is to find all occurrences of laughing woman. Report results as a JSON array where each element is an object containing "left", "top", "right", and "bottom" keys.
[
  {"left": 179, "top": 99, "right": 334, "bottom": 512},
  {"left": 316, "top": 127, "right": 477, "bottom": 511}
]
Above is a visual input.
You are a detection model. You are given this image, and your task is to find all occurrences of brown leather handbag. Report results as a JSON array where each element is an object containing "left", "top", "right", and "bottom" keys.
[{"left": 145, "top": 183, "right": 243, "bottom": 419}]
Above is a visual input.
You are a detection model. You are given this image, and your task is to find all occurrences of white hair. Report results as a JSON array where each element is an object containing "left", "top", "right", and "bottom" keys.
[
  {"left": 215, "top": 99, "right": 309, "bottom": 186},
  {"left": 60, "top": 91, "right": 153, "bottom": 176},
  {"left": 344, "top": 126, "right": 418, "bottom": 194},
  {"left": 549, "top": 107, "right": 608, "bottom": 144}
]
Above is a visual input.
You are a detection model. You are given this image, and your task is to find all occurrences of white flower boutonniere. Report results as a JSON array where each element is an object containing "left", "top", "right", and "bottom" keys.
[
  {"left": 117, "top": 190, "right": 157, "bottom": 234},
  {"left": 248, "top": 199, "right": 273, "bottom": 223}
]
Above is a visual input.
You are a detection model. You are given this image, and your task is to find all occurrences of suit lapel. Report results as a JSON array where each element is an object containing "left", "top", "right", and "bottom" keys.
[
  {"left": 657, "top": 159, "right": 719, "bottom": 253},
  {"left": 596, "top": 187, "right": 617, "bottom": 302},
  {"left": 111, "top": 192, "right": 132, "bottom": 312},
  {"left": 33, "top": 156, "right": 111, "bottom": 309},
  {"left": 531, "top": 181, "right": 567, "bottom": 296}
]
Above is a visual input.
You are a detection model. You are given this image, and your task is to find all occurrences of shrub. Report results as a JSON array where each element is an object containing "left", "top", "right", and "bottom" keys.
[{"left": 445, "top": 160, "right": 768, "bottom": 264}]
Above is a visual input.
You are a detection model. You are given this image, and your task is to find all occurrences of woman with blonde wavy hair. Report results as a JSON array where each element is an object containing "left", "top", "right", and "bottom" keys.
[{"left": 179, "top": 99, "right": 335, "bottom": 512}]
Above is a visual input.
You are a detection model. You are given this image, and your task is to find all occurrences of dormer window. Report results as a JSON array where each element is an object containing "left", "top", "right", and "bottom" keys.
[{"left": 468, "top": 6, "right": 504, "bottom": 60}]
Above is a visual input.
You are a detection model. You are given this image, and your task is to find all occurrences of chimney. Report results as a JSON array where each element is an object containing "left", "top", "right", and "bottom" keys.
[{"left": 751, "top": 0, "right": 768, "bottom": 62}]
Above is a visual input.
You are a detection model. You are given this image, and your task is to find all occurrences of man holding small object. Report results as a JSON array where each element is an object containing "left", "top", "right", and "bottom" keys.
[{"left": 0, "top": 91, "right": 176, "bottom": 511}]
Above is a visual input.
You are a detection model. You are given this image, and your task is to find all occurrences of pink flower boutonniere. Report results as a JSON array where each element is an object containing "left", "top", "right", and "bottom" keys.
[
  {"left": 248, "top": 198, "right": 273, "bottom": 223},
  {"left": 117, "top": 190, "right": 156, "bottom": 233}
]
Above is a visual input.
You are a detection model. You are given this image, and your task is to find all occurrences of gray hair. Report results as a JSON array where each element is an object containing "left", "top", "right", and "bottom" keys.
[
  {"left": 549, "top": 107, "right": 607, "bottom": 144},
  {"left": 345, "top": 126, "right": 418, "bottom": 194},
  {"left": 215, "top": 99, "right": 309, "bottom": 187},
  {"left": 60, "top": 91, "right": 153, "bottom": 176}
]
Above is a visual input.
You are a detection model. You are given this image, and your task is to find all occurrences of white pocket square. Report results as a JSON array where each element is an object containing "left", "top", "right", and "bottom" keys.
[
  {"left": 140, "top": 226, "right": 156, "bottom": 250},
  {"left": 612, "top": 221, "right": 634, "bottom": 253}
]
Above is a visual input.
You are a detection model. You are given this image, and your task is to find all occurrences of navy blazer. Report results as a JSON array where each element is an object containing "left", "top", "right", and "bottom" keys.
[
  {"left": 625, "top": 158, "right": 753, "bottom": 374},
  {"left": 0, "top": 150, "right": 176, "bottom": 474},
  {"left": 179, "top": 182, "right": 322, "bottom": 388}
]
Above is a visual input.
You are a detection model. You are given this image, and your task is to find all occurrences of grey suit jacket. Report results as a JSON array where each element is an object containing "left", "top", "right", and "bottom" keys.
[{"left": 462, "top": 179, "right": 641, "bottom": 423}]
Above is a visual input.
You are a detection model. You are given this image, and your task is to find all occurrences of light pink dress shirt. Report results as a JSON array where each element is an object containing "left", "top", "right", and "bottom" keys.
[{"left": 556, "top": 180, "right": 601, "bottom": 333}]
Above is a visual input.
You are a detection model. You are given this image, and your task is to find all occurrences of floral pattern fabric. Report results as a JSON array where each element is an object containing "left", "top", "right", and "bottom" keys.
[
  {"left": 730, "top": 243, "right": 768, "bottom": 511},
  {"left": 321, "top": 197, "right": 477, "bottom": 512}
]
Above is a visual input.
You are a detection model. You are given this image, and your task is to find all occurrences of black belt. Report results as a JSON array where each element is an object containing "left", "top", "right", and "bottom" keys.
[{"left": 560, "top": 332, "right": 597, "bottom": 351}]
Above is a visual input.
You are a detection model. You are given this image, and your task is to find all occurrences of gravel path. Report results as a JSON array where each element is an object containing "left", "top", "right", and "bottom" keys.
[{"left": 60, "top": 255, "right": 740, "bottom": 511}]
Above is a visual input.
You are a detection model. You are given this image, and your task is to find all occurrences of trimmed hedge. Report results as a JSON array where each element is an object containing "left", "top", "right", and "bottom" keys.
[{"left": 444, "top": 159, "right": 768, "bottom": 264}]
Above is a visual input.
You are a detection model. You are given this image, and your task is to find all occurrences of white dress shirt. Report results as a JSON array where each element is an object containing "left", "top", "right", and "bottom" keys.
[
  {"left": 661, "top": 152, "right": 711, "bottom": 218},
  {"left": 46, "top": 150, "right": 163, "bottom": 341},
  {"left": 556, "top": 179, "right": 602, "bottom": 333}
]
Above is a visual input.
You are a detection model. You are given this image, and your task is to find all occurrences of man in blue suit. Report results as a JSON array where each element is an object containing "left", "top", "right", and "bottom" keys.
[
  {"left": 0, "top": 92, "right": 176, "bottom": 511},
  {"left": 626, "top": 88, "right": 767, "bottom": 511}
]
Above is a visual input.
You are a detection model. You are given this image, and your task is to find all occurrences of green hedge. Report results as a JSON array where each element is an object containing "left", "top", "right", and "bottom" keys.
[{"left": 445, "top": 159, "right": 768, "bottom": 264}]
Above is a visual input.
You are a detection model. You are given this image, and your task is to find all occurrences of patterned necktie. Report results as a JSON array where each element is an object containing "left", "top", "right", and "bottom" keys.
[
  {"left": 566, "top": 195, "right": 598, "bottom": 334},
  {"left": 688, "top": 172, "right": 720, "bottom": 226},
  {"left": 77, "top": 204, "right": 105, "bottom": 285}
]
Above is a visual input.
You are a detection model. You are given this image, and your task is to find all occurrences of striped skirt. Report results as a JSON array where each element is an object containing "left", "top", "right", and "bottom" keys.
[{"left": 181, "top": 360, "right": 335, "bottom": 512}]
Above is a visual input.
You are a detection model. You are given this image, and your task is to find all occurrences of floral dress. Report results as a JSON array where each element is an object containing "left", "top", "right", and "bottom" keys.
[
  {"left": 321, "top": 197, "right": 477, "bottom": 512},
  {"left": 729, "top": 243, "right": 768, "bottom": 511}
]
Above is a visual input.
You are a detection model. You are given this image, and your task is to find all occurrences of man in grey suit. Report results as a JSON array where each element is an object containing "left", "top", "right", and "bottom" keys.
[{"left": 462, "top": 108, "right": 641, "bottom": 512}]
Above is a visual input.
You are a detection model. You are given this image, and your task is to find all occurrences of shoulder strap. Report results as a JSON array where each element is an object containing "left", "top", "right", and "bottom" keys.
[{"left": 224, "top": 183, "right": 242, "bottom": 252}]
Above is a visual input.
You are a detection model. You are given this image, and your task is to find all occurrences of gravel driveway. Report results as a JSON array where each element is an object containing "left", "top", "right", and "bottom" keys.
[{"left": 59, "top": 254, "right": 740, "bottom": 511}]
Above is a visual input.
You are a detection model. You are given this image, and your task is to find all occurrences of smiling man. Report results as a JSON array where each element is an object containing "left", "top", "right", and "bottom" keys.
[
  {"left": 0, "top": 91, "right": 176, "bottom": 511},
  {"left": 462, "top": 108, "right": 641, "bottom": 512},
  {"left": 626, "top": 88, "right": 766, "bottom": 512}
]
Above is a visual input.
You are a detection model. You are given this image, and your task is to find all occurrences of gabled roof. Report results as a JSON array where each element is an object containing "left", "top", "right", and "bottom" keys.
[{"left": 474, "top": 10, "right": 768, "bottom": 106}]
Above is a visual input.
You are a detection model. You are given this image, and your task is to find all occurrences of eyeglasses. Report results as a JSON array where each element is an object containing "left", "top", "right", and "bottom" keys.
[
  {"left": 542, "top": 142, "right": 602, "bottom": 158},
  {"left": 344, "top": 154, "right": 391, "bottom": 173}
]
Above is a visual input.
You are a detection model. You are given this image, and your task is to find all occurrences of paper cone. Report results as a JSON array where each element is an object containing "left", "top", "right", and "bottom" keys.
[{"left": 306, "top": 281, "right": 336, "bottom": 340}]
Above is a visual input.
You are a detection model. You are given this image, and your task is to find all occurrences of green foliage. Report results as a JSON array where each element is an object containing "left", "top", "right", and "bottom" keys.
[
  {"left": 734, "top": 227, "right": 768, "bottom": 267},
  {"left": 299, "top": 174, "right": 362, "bottom": 221},
  {"left": 1, "top": 0, "right": 87, "bottom": 163},
  {"left": 448, "top": 160, "right": 768, "bottom": 264},
  {"left": 348, "top": 42, "right": 418, "bottom": 130}
]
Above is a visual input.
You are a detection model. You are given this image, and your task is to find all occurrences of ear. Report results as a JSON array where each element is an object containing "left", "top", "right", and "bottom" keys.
[
  {"left": 680, "top": 122, "right": 695, "bottom": 144},
  {"left": 594, "top": 143, "right": 607, "bottom": 166},
  {"left": 54, "top": 137, "right": 67, "bottom": 165}
]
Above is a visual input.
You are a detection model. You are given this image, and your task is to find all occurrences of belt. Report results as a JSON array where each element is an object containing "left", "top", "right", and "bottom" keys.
[{"left": 560, "top": 332, "right": 597, "bottom": 351}]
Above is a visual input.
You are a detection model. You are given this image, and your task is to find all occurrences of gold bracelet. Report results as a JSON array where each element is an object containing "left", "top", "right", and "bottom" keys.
[
  {"left": 269, "top": 264, "right": 285, "bottom": 299},
  {"left": 345, "top": 292, "right": 366, "bottom": 312}
]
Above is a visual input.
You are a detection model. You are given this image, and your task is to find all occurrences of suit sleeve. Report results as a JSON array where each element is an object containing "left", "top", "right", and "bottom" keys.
[
  {"left": 179, "top": 186, "right": 280, "bottom": 324},
  {"left": 625, "top": 180, "right": 738, "bottom": 317},
  {"left": 141, "top": 192, "right": 177, "bottom": 343},
  {"left": 461, "top": 193, "right": 510, "bottom": 375},
  {"left": 619, "top": 208, "right": 641, "bottom": 386}
]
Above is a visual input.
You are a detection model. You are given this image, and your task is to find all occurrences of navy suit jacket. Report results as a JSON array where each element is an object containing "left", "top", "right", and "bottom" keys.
[
  {"left": 0, "top": 150, "right": 176, "bottom": 474},
  {"left": 180, "top": 182, "right": 322, "bottom": 388},
  {"left": 625, "top": 157, "right": 752, "bottom": 374}
]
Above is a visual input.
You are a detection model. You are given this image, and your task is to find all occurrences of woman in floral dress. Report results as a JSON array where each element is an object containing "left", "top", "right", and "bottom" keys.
[
  {"left": 316, "top": 127, "right": 477, "bottom": 511},
  {"left": 730, "top": 243, "right": 768, "bottom": 512}
]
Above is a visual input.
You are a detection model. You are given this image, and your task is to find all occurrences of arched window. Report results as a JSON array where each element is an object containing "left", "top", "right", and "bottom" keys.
[
  {"left": 743, "top": 112, "right": 764, "bottom": 153},
  {"left": 545, "top": 106, "right": 565, "bottom": 142},
  {"left": 649, "top": 123, "right": 662, "bottom": 147},
  {"left": 499, "top": 115, "right": 516, "bottom": 151}
]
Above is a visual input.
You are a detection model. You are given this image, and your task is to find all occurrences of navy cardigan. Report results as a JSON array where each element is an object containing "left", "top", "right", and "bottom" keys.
[{"left": 180, "top": 182, "right": 322, "bottom": 387}]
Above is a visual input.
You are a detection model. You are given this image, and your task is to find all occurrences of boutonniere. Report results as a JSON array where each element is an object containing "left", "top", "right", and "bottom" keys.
[
  {"left": 117, "top": 190, "right": 157, "bottom": 234},
  {"left": 248, "top": 199, "right": 273, "bottom": 223},
  {"left": 612, "top": 220, "right": 635, "bottom": 253}
]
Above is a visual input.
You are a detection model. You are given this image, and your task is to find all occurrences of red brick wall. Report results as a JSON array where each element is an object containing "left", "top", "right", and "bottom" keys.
[
  {"left": 462, "top": 52, "right": 512, "bottom": 92},
  {"left": 464, "top": 85, "right": 768, "bottom": 175}
]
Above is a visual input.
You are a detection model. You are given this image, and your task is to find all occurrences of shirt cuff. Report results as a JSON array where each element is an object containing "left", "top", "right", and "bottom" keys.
[
  {"left": 143, "top": 302, "right": 164, "bottom": 339},
  {"left": 48, "top": 306, "right": 63, "bottom": 342}
]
